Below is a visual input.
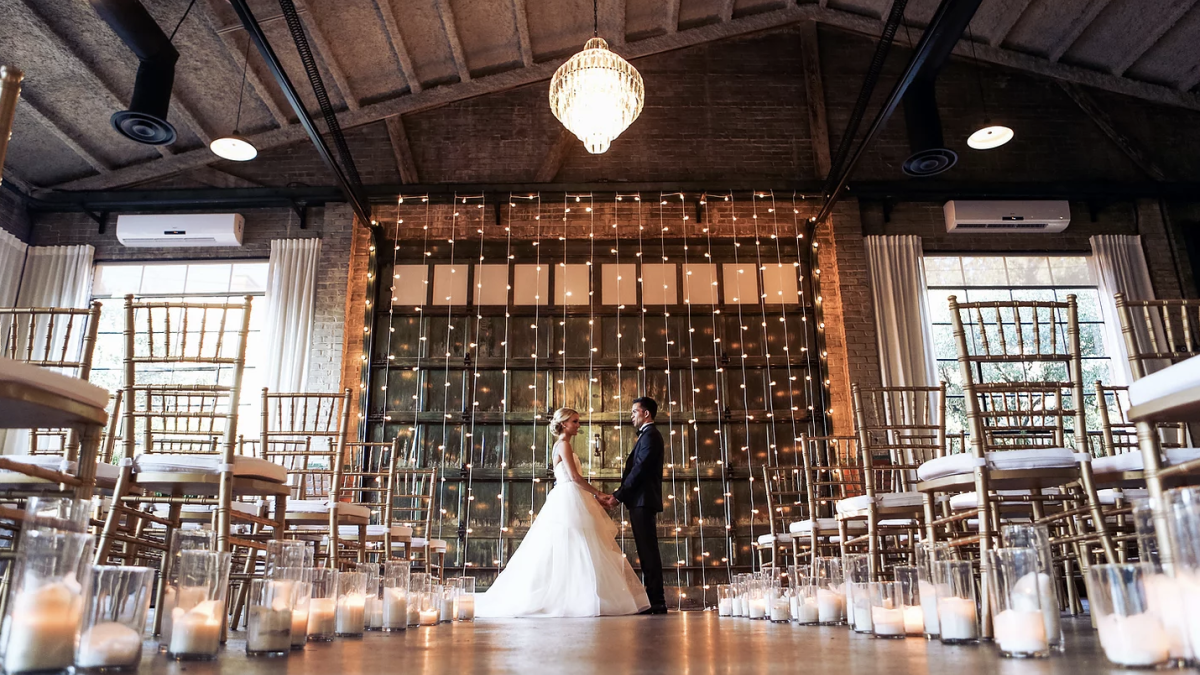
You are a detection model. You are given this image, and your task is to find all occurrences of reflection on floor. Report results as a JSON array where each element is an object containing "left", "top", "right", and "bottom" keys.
[{"left": 136, "top": 613, "right": 1118, "bottom": 674}]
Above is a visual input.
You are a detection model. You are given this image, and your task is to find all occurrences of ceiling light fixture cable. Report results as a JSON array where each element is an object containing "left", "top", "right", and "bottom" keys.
[
  {"left": 966, "top": 25, "right": 1013, "bottom": 149},
  {"left": 209, "top": 34, "right": 258, "bottom": 161},
  {"left": 168, "top": 0, "right": 198, "bottom": 42}
]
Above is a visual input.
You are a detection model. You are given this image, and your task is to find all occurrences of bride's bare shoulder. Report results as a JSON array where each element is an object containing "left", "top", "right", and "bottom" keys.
[{"left": 551, "top": 439, "right": 574, "bottom": 464}]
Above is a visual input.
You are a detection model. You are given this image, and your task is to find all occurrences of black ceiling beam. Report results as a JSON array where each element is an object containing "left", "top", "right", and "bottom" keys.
[
  {"left": 226, "top": 0, "right": 372, "bottom": 226},
  {"left": 812, "top": 0, "right": 983, "bottom": 227}
]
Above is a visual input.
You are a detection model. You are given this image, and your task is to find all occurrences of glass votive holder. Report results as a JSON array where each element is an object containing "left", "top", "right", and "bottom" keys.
[
  {"left": 934, "top": 560, "right": 978, "bottom": 645},
  {"left": 747, "top": 579, "right": 767, "bottom": 620},
  {"left": 420, "top": 586, "right": 442, "bottom": 626},
  {"left": 893, "top": 566, "right": 924, "bottom": 636},
  {"left": 158, "top": 530, "right": 215, "bottom": 650},
  {"left": 167, "top": 550, "right": 232, "bottom": 661},
  {"left": 76, "top": 565, "right": 153, "bottom": 673},
  {"left": 1, "top": 529, "right": 94, "bottom": 675},
  {"left": 733, "top": 574, "right": 747, "bottom": 617},
  {"left": 999, "top": 523, "right": 1062, "bottom": 648},
  {"left": 382, "top": 561, "right": 411, "bottom": 631},
  {"left": 770, "top": 586, "right": 791, "bottom": 623},
  {"left": 357, "top": 563, "right": 383, "bottom": 631},
  {"left": 335, "top": 571, "right": 368, "bottom": 637},
  {"left": 814, "top": 557, "right": 845, "bottom": 625},
  {"left": 266, "top": 541, "right": 312, "bottom": 578},
  {"left": 270, "top": 567, "right": 312, "bottom": 650},
  {"left": 246, "top": 578, "right": 293, "bottom": 657},
  {"left": 988, "top": 547, "right": 1050, "bottom": 658},
  {"left": 1090, "top": 563, "right": 1172, "bottom": 668},
  {"left": 868, "top": 582, "right": 906, "bottom": 639},
  {"left": 21, "top": 496, "right": 93, "bottom": 535},
  {"left": 441, "top": 578, "right": 459, "bottom": 623},
  {"left": 717, "top": 584, "right": 734, "bottom": 617},
  {"left": 455, "top": 577, "right": 476, "bottom": 621},
  {"left": 409, "top": 572, "right": 430, "bottom": 626},
  {"left": 306, "top": 568, "right": 338, "bottom": 641},
  {"left": 845, "top": 554, "right": 872, "bottom": 634},
  {"left": 791, "top": 581, "right": 819, "bottom": 625},
  {"left": 915, "top": 543, "right": 945, "bottom": 639}
]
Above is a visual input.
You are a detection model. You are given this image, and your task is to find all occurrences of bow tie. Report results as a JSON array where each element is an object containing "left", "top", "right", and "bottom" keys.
[{"left": 636, "top": 425, "right": 649, "bottom": 436}]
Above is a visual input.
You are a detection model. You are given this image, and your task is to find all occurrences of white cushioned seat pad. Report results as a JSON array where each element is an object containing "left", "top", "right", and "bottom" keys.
[
  {"left": 411, "top": 537, "right": 428, "bottom": 548},
  {"left": 836, "top": 495, "right": 873, "bottom": 514},
  {"left": 153, "top": 501, "right": 261, "bottom": 517},
  {"left": 917, "top": 448, "right": 1077, "bottom": 481},
  {"left": 1129, "top": 354, "right": 1200, "bottom": 407},
  {"left": 430, "top": 539, "right": 448, "bottom": 551},
  {"left": 878, "top": 518, "right": 917, "bottom": 527},
  {"left": 390, "top": 525, "right": 414, "bottom": 538},
  {"left": 756, "top": 533, "right": 793, "bottom": 545},
  {"left": 0, "top": 456, "right": 119, "bottom": 482},
  {"left": 1093, "top": 448, "right": 1200, "bottom": 474},
  {"left": 336, "top": 524, "right": 409, "bottom": 538},
  {"left": 1098, "top": 488, "right": 1149, "bottom": 505},
  {"left": 285, "top": 499, "right": 371, "bottom": 519},
  {"left": 836, "top": 492, "right": 924, "bottom": 515},
  {"left": 788, "top": 519, "right": 867, "bottom": 534},
  {"left": 948, "top": 489, "right": 1062, "bottom": 511},
  {"left": 0, "top": 356, "right": 110, "bottom": 409},
  {"left": 133, "top": 454, "right": 287, "bottom": 483}
]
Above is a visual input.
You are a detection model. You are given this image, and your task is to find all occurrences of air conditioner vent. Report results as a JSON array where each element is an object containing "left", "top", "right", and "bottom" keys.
[
  {"left": 116, "top": 214, "right": 244, "bottom": 247},
  {"left": 944, "top": 201, "right": 1070, "bottom": 234}
]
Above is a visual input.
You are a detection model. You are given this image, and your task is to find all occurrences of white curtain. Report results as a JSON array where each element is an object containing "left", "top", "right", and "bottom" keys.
[
  {"left": 1089, "top": 235, "right": 1158, "bottom": 386},
  {"left": 263, "top": 238, "right": 320, "bottom": 392},
  {"left": 0, "top": 228, "right": 26, "bottom": 307},
  {"left": 2, "top": 244, "right": 94, "bottom": 455},
  {"left": 865, "top": 235, "right": 938, "bottom": 393}
]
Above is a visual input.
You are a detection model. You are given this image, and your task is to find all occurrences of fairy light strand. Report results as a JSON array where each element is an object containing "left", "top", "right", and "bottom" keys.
[
  {"left": 703, "top": 194, "right": 735, "bottom": 579},
  {"left": 678, "top": 192, "right": 710, "bottom": 604},
  {"left": 657, "top": 192, "right": 684, "bottom": 602},
  {"left": 728, "top": 192, "right": 760, "bottom": 567},
  {"left": 529, "top": 194, "right": 545, "bottom": 522},
  {"left": 435, "top": 196, "right": 462, "bottom": 542},
  {"left": 750, "top": 194, "right": 782, "bottom": 472}
]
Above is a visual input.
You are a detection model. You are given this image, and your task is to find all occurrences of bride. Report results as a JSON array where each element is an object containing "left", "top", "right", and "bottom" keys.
[{"left": 476, "top": 407, "right": 651, "bottom": 617}]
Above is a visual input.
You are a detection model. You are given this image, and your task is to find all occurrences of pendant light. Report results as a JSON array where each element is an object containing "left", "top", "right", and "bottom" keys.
[
  {"left": 210, "top": 35, "right": 257, "bottom": 161},
  {"left": 965, "top": 27, "right": 1012, "bottom": 150},
  {"left": 548, "top": 0, "right": 644, "bottom": 154}
]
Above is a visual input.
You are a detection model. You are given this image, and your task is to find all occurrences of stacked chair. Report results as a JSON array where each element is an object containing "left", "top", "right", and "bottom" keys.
[{"left": 789, "top": 435, "right": 868, "bottom": 570}]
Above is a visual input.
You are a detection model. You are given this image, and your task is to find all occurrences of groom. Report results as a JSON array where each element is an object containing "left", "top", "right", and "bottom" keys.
[{"left": 603, "top": 397, "right": 667, "bottom": 614}]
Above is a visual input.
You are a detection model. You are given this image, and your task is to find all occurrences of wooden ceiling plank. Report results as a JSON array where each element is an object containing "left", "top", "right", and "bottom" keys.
[
  {"left": 375, "top": 0, "right": 424, "bottom": 93},
  {"left": 384, "top": 116, "right": 420, "bottom": 184},
  {"left": 986, "top": 0, "right": 1034, "bottom": 47},
  {"left": 719, "top": 0, "right": 735, "bottom": 22},
  {"left": 1111, "top": 0, "right": 1199, "bottom": 76},
  {"left": 19, "top": 99, "right": 110, "bottom": 174},
  {"left": 799, "top": 21, "right": 830, "bottom": 180},
  {"left": 1048, "top": 0, "right": 1113, "bottom": 62},
  {"left": 666, "top": 0, "right": 682, "bottom": 33},
  {"left": 189, "top": 166, "right": 264, "bottom": 189},
  {"left": 598, "top": 0, "right": 627, "bottom": 45},
  {"left": 53, "top": 3, "right": 1200, "bottom": 191},
  {"left": 512, "top": 0, "right": 535, "bottom": 66},
  {"left": 291, "top": 0, "right": 360, "bottom": 110},
  {"left": 199, "top": 0, "right": 290, "bottom": 125},
  {"left": 1058, "top": 81, "right": 1168, "bottom": 181},
  {"left": 435, "top": 0, "right": 473, "bottom": 83}
]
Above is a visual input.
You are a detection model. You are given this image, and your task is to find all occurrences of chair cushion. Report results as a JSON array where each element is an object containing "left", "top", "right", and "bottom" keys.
[
  {"left": 1129, "top": 354, "right": 1200, "bottom": 407},
  {"left": 1093, "top": 448, "right": 1200, "bottom": 474},
  {"left": 0, "top": 456, "right": 120, "bottom": 482},
  {"left": 0, "top": 356, "right": 110, "bottom": 409},
  {"left": 133, "top": 454, "right": 287, "bottom": 483},
  {"left": 153, "top": 501, "right": 261, "bottom": 518},
  {"left": 917, "top": 448, "right": 1078, "bottom": 481},
  {"left": 948, "top": 489, "right": 1062, "bottom": 511},
  {"left": 756, "top": 533, "right": 793, "bottom": 546},
  {"left": 835, "top": 492, "right": 924, "bottom": 515},
  {"left": 1098, "top": 488, "right": 1149, "bottom": 505},
  {"left": 336, "top": 524, "right": 410, "bottom": 539},
  {"left": 390, "top": 525, "right": 414, "bottom": 539},
  {"left": 285, "top": 499, "right": 372, "bottom": 519},
  {"left": 429, "top": 539, "right": 448, "bottom": 552},
  {"left": 788, "top": 519, "right": 867, "bottom": 534},
  {"left": 878, "top": 518, "right": 917, "bottom": 527}
]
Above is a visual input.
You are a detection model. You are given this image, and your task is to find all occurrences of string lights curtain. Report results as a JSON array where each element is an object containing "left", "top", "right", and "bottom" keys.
[
  {"left": 1089, "top": 234, "right": 1158, "bottom": 386},
  {"left": 263, "top": 238, "right": 320, "bottom": 392}
]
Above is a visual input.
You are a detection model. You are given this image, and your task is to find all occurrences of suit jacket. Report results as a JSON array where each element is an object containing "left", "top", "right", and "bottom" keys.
[{"left": 613, "top": 423, "right": 664, "bottom": 513}]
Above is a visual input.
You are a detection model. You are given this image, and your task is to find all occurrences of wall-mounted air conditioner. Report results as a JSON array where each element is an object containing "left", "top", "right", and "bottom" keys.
[
  {"left": 944, "top": 200, "right": 1070, "bottom": 233},
  {"left": 115, "top": 213, "right": 244, "bottom": 247}
]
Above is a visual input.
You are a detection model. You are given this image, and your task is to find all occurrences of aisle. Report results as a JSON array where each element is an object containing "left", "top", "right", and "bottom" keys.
[{"left": 133, "top": 613, "right": 1122, "bottom": 675}]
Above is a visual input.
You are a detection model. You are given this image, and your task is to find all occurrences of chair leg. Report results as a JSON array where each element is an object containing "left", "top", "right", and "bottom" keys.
[
  {"left": 95, "top": 462, "right": 134, "bottom": 565},
  {"left": 153, "top": 502, "right": 182, "bottom": 637}
]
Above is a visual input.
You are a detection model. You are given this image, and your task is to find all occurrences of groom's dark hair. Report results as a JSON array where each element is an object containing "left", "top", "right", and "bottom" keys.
[{"left": 633, "top": 396, "right": 658, "bottom": 420}]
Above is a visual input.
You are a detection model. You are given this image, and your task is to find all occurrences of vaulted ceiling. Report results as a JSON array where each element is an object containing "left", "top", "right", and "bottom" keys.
[{"left": 3, "top": 0, "right": 1199, "bottom": 191}]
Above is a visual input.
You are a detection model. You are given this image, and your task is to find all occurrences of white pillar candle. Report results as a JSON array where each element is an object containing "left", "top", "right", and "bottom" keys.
[
  {"left": 456, "top": 595, "right": 475, "bottom": 621},
  {"left": 770, "top": 599, "right": 790, "bottom": 622},
  {"left": 718, "top": 598, "right": 733, "bottom": 616},
  {"left": 419, "top": 608, "right": 440, "bottom": 626},
  {"left": 1013, "top": 572, "right": 1060, "bottom": 646},
  {"left": 439, "top": 595, "right": 453, "bottom": 623},
  {"left": 1179, "top": 572, "right": 1200, "bottom": 663},
  {"left": 748, "top": 598, "right": 767, "bottom": 619},
  {"left": 247, "top": 606, "right": 293, "bottom": 654},
  {"left": 290, "top": 607, "right": 309, "bottom": 648},
  {"left": 408, "top": 599, "right": 421, "bottom": 626},
  {"left": 1097, "top": 613, "right": 1172, "bottom": 667},
  {"left": 732, "top": 597, "right": 745, "bottom": 617},
  {"left": 917, "top": 580, "right": 940, "bottom": 635},
  {"left": 795, "top": 597, "right": 820, "bottom": 624},
  {"left": 76, "top": 621, "right": 142, "bottom": 669},
  {"left": 902, "top": 606, "right": 924, "bottom": 635},
  {"left": 993, "top": 609, "right": 1048, "bottom": 655},
  {"left": 851, "top": 588, "right": 872, "bottom": 633},
  {"left": 1146, "top": 573, "right": 1193, "bottom": 661},
  {"left": 307, "top": 598, "right": 337, "bottom": 638},
  {"left": 817, "top": 589, "right": 845, "bottom": 623},
  {"left": 937, "top": 597, "right": 978, "bottom": 642},
  {"left": 159, "top": 585, "right": 207, "bottom": 652},
  {"left": 168, "top": 600, "right": 223, "bottom": 658},
  {"left": 382, "top": 588, "right": 408, "bottom": 630},
  {"left": 871, "top": 607, "right": 905, "bottom": 637},
  {"left": 366, "top": 596, "right": 384, "bottom": 629},
  {"left": 336, "top": 594, "right": 367, "bottom": 635},
  {"left": 4, "top": 581, "right": 85, "bottom": 673}
]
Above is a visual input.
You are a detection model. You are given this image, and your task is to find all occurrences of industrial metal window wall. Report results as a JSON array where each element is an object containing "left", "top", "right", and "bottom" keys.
[{"left": 361, "top": 193, "right": 826, "bottom": 606}]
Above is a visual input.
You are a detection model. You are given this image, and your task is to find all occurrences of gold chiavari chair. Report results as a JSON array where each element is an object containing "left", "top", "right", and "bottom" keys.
[
  {"left": 1113, "top": 294, "right": 1200, "bottom": 569},
  {"left": 792, "top": 435, "right": 868, "bottom": 569},
  {"left": 331, "top": 439, "right": 408, "bottom": 565},
  {"left": 392, "top": 464, "right": 439, "bottom": 577},
  {"left": 760, "top": 465, "right": 805, "bottom": 570},
  {"left": 848, "top": 383, "right": 945, "bottom": 578}
]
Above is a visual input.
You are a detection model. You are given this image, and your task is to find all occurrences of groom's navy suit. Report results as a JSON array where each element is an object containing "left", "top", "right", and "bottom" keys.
[{"left": 613, "top": 422, "right": 665, "bottom": 608}]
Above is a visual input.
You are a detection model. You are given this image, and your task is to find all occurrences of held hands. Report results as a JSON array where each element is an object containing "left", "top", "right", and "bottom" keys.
[{"left": 598, "top": 494, "right": 618, "bottom": 510}]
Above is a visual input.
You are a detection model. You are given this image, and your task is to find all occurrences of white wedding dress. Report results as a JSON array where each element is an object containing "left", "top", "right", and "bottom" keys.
[{"left": 475, "top": 449, "right": 651, "bottom": 617}]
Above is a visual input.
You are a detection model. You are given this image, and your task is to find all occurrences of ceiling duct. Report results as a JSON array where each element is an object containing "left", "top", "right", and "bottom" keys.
[
  {"left": 902, "top": 78, "right": 956, "bottom": 177},
  {"left": 88, "top": 0, "right": 178, "bottom": 145}
]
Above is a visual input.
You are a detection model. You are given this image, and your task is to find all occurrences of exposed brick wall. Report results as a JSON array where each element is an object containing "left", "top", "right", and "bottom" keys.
[
  {"left": 338, "top": 216, "right": 373, "bottom": 430},
  {"left": 29, "top": 205, "right": 354, "bottom": 392},
  {"left": 0, "top": 186, "right": 31, "bottom": 242}
]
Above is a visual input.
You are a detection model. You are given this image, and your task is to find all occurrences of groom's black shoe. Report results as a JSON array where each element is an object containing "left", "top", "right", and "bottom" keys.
[{"left": 639, "top": 605, "right": 668, "bottom": 615}]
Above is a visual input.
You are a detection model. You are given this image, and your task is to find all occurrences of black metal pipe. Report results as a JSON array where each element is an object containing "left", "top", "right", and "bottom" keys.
[
  {"left": 227, "top": 0, "right": 373, "bottom": 227},
  {"left": 87, "top": 0, "right": 179, "bottom": 145}
]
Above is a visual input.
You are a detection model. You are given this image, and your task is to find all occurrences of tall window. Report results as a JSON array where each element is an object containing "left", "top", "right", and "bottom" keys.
[
  {"left": 90, "top": 261, "right": 269, "bottom": 434},
  {"left": 924, "top": 255, "right": 1112, "bottom": 437}
]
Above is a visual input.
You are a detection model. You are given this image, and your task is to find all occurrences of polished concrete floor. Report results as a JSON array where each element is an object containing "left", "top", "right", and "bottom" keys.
[{"left": 134, "top": 614, "right": 1130, "bottom": 675}]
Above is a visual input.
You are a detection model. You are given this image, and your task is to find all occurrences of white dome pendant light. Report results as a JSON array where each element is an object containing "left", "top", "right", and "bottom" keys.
[
  {"left": 965, "top": 28, "right": 1012, "bottom": 151},
  {"left": 211, "top": 35, "right": 258, "bottom": 162},
  {"left": 548, "top": 0, "right": 644, "bottom": 154}
]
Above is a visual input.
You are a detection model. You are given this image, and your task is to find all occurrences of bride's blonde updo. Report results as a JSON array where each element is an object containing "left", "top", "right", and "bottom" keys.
[{"left": 549, "top": 407, "right": 580, "bottom": 436}]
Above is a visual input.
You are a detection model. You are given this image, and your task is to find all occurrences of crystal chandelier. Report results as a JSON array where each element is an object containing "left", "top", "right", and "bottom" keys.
[{"left": 549, "top": 34, "right": 644, "bottom": 154}]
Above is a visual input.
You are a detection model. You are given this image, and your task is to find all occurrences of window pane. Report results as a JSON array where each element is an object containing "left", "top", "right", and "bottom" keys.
[
  {"left": 142, "top": 264, "right": 188, "bottom": 295},
  {"left": 184, "top": 264, "right": 232, "bottom": 294},
  {"left": 93, "top": 264, "right": 144, "bottom": 297},
  {"left": 926, "top": 289, "right": 962, "bottom": 324},
  {"left": 930, "top": 324, "right": 958, "bottom": 360},
  {"left": 1049, "top": 256, "right": 1094, "bottom": 285},
  {"left": 231, "top": 263, "right": 268, "bottom": 293},
  {"left": 924, "top": 257, "right": 963, "bottom": 287},
  {"left": 1061, "top": 288, "right": 1104, "bottom": 322},
  {"left": 960, "top": 257, "right": 1007, "bottom": 286},
  {"left": 1004, "top": 257, "right": 1052, "bottom": 286}
]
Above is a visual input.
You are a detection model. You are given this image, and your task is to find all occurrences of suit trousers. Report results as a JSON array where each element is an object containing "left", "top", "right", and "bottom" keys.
[{"left": 629, "top": 507, "right": 665, "bottom": 607}]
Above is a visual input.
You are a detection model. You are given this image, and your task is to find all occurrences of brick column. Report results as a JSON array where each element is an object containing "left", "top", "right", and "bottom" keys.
[
  {"left": 338, "top": 216, "right": 374, "bottom": 430},
  {"left": 1136, "top": 198, "right": 1184, "bottom": 300}
]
